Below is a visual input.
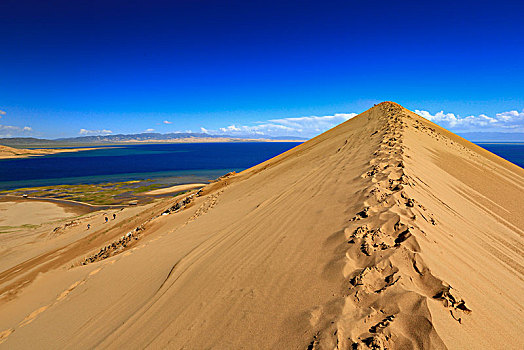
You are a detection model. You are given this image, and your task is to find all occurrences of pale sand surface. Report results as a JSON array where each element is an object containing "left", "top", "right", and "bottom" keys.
[
  {"left": 0, "top": 145, "right": 97, "bottom": 159},
  {"left": 0, "top": 102, "right": 522, "bottom": 349},
  {"left": 144, "top": 183, "right": 207, "bottom": 195},
  {"left": 0, "top": 201, "right": 77, "bottom": 226}
]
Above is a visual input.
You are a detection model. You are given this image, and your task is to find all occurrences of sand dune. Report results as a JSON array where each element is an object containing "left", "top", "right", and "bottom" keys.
[{"left": 0, "top": 102, "right": 522, "bottom": 349}]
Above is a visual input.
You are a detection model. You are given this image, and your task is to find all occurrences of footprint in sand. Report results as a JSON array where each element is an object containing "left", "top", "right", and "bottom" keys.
[
  {"left": 5, "top": 268, "right": 102, "bottom": 339},
  {"left": 57, "top": 280, "right": 85, "bottom": 301},
  {"left": 89, "top": 267, "right": 102, "bottom": 276},
  {"left": 309, "top": 306, "right": 323, "bottom": 327},
  {"left": 18, "top": 305, "right": 49, "bottom": 327},
  {"left": 0, "top": 329, "right": 14, "bottom": 344}
]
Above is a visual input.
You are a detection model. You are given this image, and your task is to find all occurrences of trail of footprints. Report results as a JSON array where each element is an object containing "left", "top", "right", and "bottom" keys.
[
  {"left": 309, "top": 104, "right": 471, "bottom": 349},
  {"left": 186, "top": 190, "right": 223, "bottom": 224},
  {"left": 411, "top": 118, "right": 481, "bottom": 162},
  {"left": 0, "top": 266, "right": 105, "bottom": 345}
]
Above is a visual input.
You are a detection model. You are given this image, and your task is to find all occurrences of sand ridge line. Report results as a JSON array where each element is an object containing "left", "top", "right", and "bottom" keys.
[
  {"left": 79, "top": 185, "right": 217, "bottom": 266},
  {"left": 79, "top": 225, "right": 145, "bottom": 266},
  {"left": 306, "top": 103, "right": 471, "bottom": 349}
]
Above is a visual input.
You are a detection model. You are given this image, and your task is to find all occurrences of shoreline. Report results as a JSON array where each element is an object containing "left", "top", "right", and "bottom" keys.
[
  {"left": 1, "top": 139, "right": 305, "bottom": 149},
  {"left": 0, "top": 179, "right": 210, "bottom": 207},
  {"left": 0, "top": 195, "right": 124, "bottom": 212},
  {"left": 0, "top": 146, "right": 99, "bottom": 160}
]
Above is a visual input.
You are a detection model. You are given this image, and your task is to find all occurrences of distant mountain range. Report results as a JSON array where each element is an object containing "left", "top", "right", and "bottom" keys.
[
  {"left": 1, "top": 131, "right": 522, "bottom": 148},
  {"left": 57, "top": 132, "right": 224, "bottom": 143},
  {"left": 0, "top": 137, "right": 55, "bottom": 146},
  {"left": 0, "top": 133, "right": 308, "bottom": 147}
]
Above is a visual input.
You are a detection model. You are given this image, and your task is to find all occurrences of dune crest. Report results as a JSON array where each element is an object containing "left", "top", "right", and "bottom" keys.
[
  {"left": 308, "top": 103, "right": 472, "bottom": 349},
  {"left": 0, "top": 102, "right": 522, "bottom": 349}
]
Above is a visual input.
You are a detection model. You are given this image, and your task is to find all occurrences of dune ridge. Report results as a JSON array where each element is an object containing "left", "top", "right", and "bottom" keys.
[
  {"left": 0, "top": 102, "right": 522, "bottom": 349},
  {"left": 309, "top": 103, "right": 471, "bottom": 349}
]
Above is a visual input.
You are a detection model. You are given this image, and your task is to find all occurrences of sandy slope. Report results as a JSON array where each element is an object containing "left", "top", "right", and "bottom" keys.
[
  {"left": 0, "top": 201, "right": 79, "bottom": 226},
  {"left": 0, "top": 102, "right": 522, "bottom": 349}
]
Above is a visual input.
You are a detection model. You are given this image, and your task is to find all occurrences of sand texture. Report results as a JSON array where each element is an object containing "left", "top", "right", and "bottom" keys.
[
  {"left": 0, "top": 201, "right": 79, "bottom": 227},
  {"left": 0, "top": 102, "right": 522, "bottom": 349}
]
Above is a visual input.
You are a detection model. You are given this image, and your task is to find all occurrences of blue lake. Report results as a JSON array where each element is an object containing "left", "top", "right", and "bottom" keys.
[
  {"left": 0, "top": 143, "right": 301, "bottom": 190},
  {"left": 476, "top": 143, "right": 524, "bottom": 168},
  {"left": 0, "top": 142, "right": 522, "bottom": 191}
]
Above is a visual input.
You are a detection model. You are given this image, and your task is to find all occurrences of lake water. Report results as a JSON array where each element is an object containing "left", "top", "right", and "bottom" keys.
[
  {"left": 0, "top": 142, "right": 522, "bottom": 191},
  {"left": 0, "top": 143, "right": 301, "bottom": 191},
  {"left": 476, "top": 143, "right": 524, "bottom": 168}
]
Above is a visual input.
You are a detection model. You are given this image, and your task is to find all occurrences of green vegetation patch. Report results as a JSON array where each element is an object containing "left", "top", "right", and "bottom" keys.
[{"left": 0, "top": 180, "right": 165, "bottom": 205}]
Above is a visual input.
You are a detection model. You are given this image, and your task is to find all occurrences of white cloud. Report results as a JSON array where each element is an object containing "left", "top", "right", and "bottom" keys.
[
  {"left": 200, "top": 108, "right": 524, "bottom": 138},
  {"left": 219, "top": 125, "right": 243, "bottom": 132},
  {"left": 0, "top": 110, "right": 34, "bottom": 136},
  {"left": 200, "top": 127, "right": 209, "bottom": 133},
  {"left": 144, "top": 128, "right": 155, "bottom": 133},
  {"left": 163, "top": 120, "right": 172, "bottom": 124},
  {"left": 415, "top": 109, "right": 524, "bottom": 132},
  {"left": 495, "top": 110, "right": 524, "bottom": 123},
  {"left": 79, "top": 128, "right": 113, "bottom": 135},
  {"left": 206, "top": 113, "right": 357, "bottom": 138},
  {"left": 0, "top": 124, "right": 33, "bottom": 137}
]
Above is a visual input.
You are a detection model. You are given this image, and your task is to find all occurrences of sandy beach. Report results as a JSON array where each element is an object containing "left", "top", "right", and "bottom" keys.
[
  {"left": 143, "top": 183, "right": 207, "bottom": 195},
  {"left": 0, "top": 145, "right": 98, "bottom": 159},
  {"left": 0, "top": 102, "right": 522, "bottom": 349}
]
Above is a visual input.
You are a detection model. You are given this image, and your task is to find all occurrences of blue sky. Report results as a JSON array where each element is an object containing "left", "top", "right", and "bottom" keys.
[{"left": 0, "top": 0, "right": 523, "bottom": 138}]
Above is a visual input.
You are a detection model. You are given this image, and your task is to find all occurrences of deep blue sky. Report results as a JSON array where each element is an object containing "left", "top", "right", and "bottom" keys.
[{"left": 1, "top": 0, "right": 523, "bottom": 138}]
